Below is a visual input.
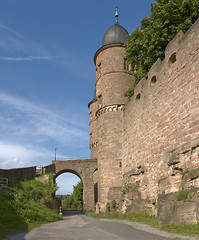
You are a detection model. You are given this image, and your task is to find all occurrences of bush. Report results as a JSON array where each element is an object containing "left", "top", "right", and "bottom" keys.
[{"left": 0, "top": 178, "right": 59, "bottom": 238}]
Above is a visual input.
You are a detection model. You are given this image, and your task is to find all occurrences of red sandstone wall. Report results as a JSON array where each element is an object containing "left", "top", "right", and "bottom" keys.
[
  {"left": 95, "top": 46, "right": 134, "bottom": 106},
  {"left": 89, "top": 100, "right": 98, "bottom": 159},
  {"left": 91, "top": 45, "right": 134, "bottom": 210},
  {"left": 97, "top": 110, "right": 124, "bottom": 204},
  {"left": 122, "top": 18, "right": 199, "bottom": 201}
]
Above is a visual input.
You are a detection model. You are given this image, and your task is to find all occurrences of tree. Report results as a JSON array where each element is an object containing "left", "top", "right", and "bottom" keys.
[
  {"left": 62, "top": 181, "right": 83, "bottom": 210},
  {"left": 125, "top": 0, "right": 199, "bottom": 98}
]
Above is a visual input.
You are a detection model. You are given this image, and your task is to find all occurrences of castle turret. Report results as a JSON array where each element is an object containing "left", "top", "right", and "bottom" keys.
[{"left": 89, "top": 8, "right": 134, "bottom": 211}]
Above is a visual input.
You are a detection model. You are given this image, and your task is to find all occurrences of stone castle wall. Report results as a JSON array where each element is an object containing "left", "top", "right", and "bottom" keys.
[
  {"left": 0, "top": 166, "right": 36, "bottom": 183},
  {"left": 121, "top": 18, "right": 199, "bottom": 214}
]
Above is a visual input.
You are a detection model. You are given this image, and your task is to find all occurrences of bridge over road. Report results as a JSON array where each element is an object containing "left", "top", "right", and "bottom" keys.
[{"left": 43, "top": 159, "right": 98, "bottom": 212}]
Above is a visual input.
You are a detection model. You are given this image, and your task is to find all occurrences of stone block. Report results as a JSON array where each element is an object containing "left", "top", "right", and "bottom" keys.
[
  {"left": 125, "top": 198, "right": 153, "bottom": 216},
  {"left": 158, "top": 190, "right": 199, "bottom": 225}
]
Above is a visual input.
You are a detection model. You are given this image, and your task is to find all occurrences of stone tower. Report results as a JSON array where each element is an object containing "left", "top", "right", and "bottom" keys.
[{"left": 88, "top": 8, "right": 134, "bottom": 211}]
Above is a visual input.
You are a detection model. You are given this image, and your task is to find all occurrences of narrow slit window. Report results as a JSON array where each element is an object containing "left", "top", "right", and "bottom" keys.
[
  {"left": 124, "top": 58, "right": 129, "bottom": 71},
  {"left": 98, "top": 62, "right": 102, "bottom": 76}
]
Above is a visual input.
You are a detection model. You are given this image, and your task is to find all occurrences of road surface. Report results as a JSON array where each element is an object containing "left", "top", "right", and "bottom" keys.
[{"left": 4, "top": 211, "right": 196, "bottom": 240}]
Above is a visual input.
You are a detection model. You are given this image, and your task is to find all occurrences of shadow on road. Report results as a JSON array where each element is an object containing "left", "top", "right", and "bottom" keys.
[
  {"left": 63, "top": 210, "right": 82, "bottom": 216},
  {"left": 3, "top": 232, "right": 27, "bottom": 240}
]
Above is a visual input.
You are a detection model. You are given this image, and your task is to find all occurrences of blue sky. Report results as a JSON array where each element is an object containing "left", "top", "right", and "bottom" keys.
[{"left": 0, "top": 0, "right": 154, "bottom": 194}]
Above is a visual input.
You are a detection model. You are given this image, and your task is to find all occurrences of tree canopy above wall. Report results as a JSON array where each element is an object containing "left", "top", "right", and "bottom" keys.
[{"left": 125, "top": 0, "right": 199, "bottom": 98}]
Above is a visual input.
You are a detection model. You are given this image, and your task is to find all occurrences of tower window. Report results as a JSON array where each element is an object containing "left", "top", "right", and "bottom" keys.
[
  {"left": 124, "top": 58, "right": 129, "bottom": 71},
  {"left": 97, "top": 94, "right": 102, "bottom": 108},
  {"left": 97, "top": 62, "right": 102, "bottom": 76}
]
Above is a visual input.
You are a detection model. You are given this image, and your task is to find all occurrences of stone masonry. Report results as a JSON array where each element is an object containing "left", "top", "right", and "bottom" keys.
[
  {"left": 89, "top": 44, "right": 134, "bottom": 211},
  {"left": 51, "top": 159, "right": 97, "bottom": 212},
  {"left": 1, "top": 16, "right": 199, "bottom": 224},
  {"left": 89, "top": 17, "right": 199, "bottom": 218}
]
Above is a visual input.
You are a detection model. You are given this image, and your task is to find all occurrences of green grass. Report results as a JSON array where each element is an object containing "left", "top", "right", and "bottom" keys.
[
  {"left": 0, "top": 193, "right": 28, "bottom": 238},
  {"left": 0, "top": 178, "right": 60, "bottom": 239},
  {"left": 161, "top": 224, "right": 199, "bottom": 236},
  {"left": 86, "top": 212, "right": 199, "bottom": 237},
  {"left": 86, "top": 212, "right": 159, "bottom": 227}
]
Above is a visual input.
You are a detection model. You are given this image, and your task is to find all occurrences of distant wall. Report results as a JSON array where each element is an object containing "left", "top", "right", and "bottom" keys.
[
  {"left": 43, "top": 164, "right": 55, "bottom": 174},
  {"left": 0, "top": 166, "right": 36, "bottom": 183}
]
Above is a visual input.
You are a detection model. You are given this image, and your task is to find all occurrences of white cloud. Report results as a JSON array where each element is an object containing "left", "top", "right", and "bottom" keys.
[
  {"left": 0, "top": 92, "right": 88, "bottom": 142},
  {"left": 0, "top": 23, "right": 94, "bottom": 80},
  {"left": 0, "top": 56, "right": 55, "bottom": 61},
  {"left": 0, "top": 23, "right": 51, "bottom": 58},
  {"left": 0, "top": 141, "right": 50, "bottom": 169},
  {"left": 0, "top": 92, "right": 89, "bottom": 169}
]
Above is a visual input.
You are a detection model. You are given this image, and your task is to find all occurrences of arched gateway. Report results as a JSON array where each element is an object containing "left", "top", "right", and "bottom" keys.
[{"left": 43, "top": 159, "right": 97, "bottom": 212}]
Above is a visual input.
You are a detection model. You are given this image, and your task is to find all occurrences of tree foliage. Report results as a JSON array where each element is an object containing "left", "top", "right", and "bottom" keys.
[
  {"left": 0, "top": 178, "right": 59, "bottom": 233},
  {"left": 125, "top": 0, "right": 199, "bottom": 98},
  {"left": 62, "top": 181, "right": 83, "bottom": 210}
]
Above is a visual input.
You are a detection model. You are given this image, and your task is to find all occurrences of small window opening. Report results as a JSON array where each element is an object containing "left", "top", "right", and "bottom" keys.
[
  {"left": 98, "top": 94, "right": 102, "bottom": 108},
  {"left": 97, "top": 62, "right": 102, "bottom": 76},
  {"left": 124, "top": 58, "right": 129, "bottom": 71},
  {"left": 150, "top": 76, "right": 157, "bottom": 85},
  {"left": 169, "top": 52, "right": 177, "bottom": 64},
  {"left": 119, "top": 162, "right": 122, "bottom": 168},
  {"left": 136, "top": 93, "right": 141, "bottom": 100}
]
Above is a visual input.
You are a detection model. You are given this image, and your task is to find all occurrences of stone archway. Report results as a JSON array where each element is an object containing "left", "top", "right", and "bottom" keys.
[
  {"left": 53, "top": 159, "right": 97, "bottom": 212},
  {"left": 56, "top": 170, "right": 82, "bottom": 210}
]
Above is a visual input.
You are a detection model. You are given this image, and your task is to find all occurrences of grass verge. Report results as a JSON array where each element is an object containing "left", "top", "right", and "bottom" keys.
[
  {"left": 0, "top": 178, "right": 60, "bottom": 239},
  {"left": 86, "top": 212, "right": 199, "bottom": 237}
]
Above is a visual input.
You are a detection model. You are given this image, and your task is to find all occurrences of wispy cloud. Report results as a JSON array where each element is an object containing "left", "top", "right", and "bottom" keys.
[
  {"left": 0, "top": 24, "right": 51, "bottom": 57},
  {"left": 0, "top": 23, "right": 94, "bottom": 80},
  {"left": 0, "top": 56, "right": 55, "bottom": 61},
  {"left": 0, "top": 92, "right": 89, "bottom": 168},
  {"left": 0, "top": 92, "right": 88, "bottom": 142},
  {"left": 0, "top": 141, "right": 50, "bottom": 168},
  {"left": 0, "top": 23, "right": 54, "bottom": 61}
]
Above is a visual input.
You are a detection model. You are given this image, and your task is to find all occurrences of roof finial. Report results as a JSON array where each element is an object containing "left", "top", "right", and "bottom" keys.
[{"left": 115, "top": 6, "right": 119, "bottom": 23}]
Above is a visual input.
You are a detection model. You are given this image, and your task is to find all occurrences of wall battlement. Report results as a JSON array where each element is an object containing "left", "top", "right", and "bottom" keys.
[
  {"left": 120, "top": 18, "right": 199, "bottom": 221},
  {"left": 128, "top": 17, "right": 199, "bottom": 111}
]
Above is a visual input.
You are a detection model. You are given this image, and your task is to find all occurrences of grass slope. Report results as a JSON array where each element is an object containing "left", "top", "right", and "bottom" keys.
[{"left": 0, "top": 178, "right": 60, "bottom": 239}]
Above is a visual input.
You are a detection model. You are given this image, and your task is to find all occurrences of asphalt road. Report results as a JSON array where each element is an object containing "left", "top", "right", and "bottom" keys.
[{"left": 4, "top": 211, "right": 196, "bottom": 240}]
